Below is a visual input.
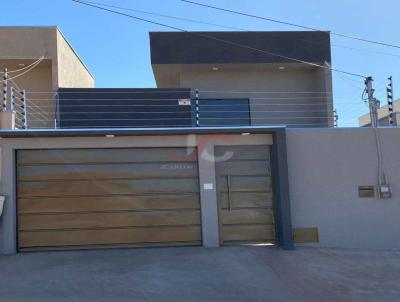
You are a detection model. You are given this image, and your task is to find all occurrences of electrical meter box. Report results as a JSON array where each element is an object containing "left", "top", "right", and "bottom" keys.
[{"left": 378, "top": 185, "right": 392, "bottom": 199}]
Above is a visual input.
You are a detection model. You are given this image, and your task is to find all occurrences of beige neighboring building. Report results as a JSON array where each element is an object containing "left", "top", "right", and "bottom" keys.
[
  {"left": 0, "top": 26, "right": 94, "bottom": 128},
  {"left": 358, "top": 99, "right": 400, "bottom": 127}
]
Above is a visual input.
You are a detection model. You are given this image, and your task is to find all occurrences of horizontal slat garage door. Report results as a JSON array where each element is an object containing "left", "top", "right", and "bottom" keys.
[
  {"left": 17, "top": 148, "right": 201, "bottom": 251},
  {"left": 215, "top": 145, "right": 275, "bottom": 245}
]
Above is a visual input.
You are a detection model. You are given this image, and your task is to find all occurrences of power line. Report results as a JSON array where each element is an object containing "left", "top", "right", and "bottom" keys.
[
  {"left": 79, "top": 0, "right": 244, "bottom": 31},
  {"left": 332, "top": 44, "right": 400, "bottom": 59},
  {"left": 0, "top": 57, "right": 45, "bottom": 74},
  {"left": 1, "top": 58, "right": 44, "bottom": 82},
  {"left": 181, "top": 0, "right": 400, "bottom": 50},
  {"left": 74, "top": 1, "right": 400, "bottom": 59},
  {"left": 72, "top": 0, "right": 366, "bottom": 78}
]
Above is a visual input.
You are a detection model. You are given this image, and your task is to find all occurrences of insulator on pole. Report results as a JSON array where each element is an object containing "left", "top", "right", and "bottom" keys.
[
  {"left": 387, "top": 76, "right": 394, "bottom": 126},
  {"left": 195, "top": 88, "right": 199, "bottom": 127},
  {"left": 333, "top": 109, "right": 338, "bottom": 128},
  {"left": 10, "top": 86, "right": 14, "bottom": 112},
  {"left": 21, "top": 89, "right": 28, "bottom": 129},
  {"left": 2, "top": 68, "right": 8, "bottom": 111}
]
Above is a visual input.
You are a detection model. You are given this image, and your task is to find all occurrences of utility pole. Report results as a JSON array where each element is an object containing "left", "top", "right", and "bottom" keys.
[
  {"left": 365, "top": 76, "right": 379, "bottom": 128},
  {"left": 387, "top": 76, "right": 394, "bottom": 126}
]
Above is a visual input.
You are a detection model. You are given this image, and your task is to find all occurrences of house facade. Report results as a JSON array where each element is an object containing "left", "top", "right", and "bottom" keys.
[
  {"left": 0, "top": 26, "right": 94, "bottom": 128},
  {"left": 0, "top": 29, "right": 399, "bottom": 255},
  {"left": 151, "top": 31, "right": 334, "bottom": 128},
  {"left": 43, "top": 31, "right": 333, "bottom": 129}
]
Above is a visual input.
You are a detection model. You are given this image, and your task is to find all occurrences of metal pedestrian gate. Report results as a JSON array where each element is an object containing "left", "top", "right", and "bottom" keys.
[{"left": 215, "top": 145, "right": 275, "bottom": 245}]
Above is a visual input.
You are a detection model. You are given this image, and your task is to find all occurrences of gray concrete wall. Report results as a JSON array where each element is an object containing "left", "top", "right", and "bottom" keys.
[
  {"left": 0, "top": 133, "right": 272, "bottom": 254},
  {"left": 179, "top": 66, "right": 332, "bottom": 127},
  {"left": 287, "top": 128, "right": 400, "bottom": 249}
]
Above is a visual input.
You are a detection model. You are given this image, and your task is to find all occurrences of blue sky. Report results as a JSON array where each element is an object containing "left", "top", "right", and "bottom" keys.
[{"left": 1, "top": 0, "right": 399, "bottom": 126}]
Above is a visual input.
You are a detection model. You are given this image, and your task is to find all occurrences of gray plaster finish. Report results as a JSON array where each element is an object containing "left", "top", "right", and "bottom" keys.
[
  {"left": 286, "top": 128, "right": 400, "bottom": 249},
  {"left": 0, "top": 246, "right": 399, "bottom": 302}
]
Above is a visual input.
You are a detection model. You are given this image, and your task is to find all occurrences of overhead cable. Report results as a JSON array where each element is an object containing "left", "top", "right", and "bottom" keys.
[
  {"left": 0, "top": 58, "right": 44, "bottom": 82},
  {"left": 71, "top": 0, "right": 366, "bottom": 78},
  {"left": 181, "top": 0, "right": 400, "bottom": 50},
  {"left": 80, "top": 1, "right": 400, "bottom": 58},
  {"left": 0, "top": 57, "right": 45, "bottom": 74}
]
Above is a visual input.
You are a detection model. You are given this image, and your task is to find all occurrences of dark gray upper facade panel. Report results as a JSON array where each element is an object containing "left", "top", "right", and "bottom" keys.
[{"left": 150, "top": 31, "right": 331, "bottom": 65}]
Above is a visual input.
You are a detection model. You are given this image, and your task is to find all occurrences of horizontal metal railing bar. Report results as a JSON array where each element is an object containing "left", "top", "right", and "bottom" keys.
[
  {"left": 28, "top": 98, "right": 193, "bottom": 101},
  {"left": 26, "top": 98, "right": 351, "bottom": 102},
  {"left": 29, "top": 117, "right": 334, "bottom": 122},
  {"left": 52, "top": 110, "right": 332, "bottom": 114},
  {"left": 28, "top": 123, "right": 332, "bottom": 129},
  {"left": 27, "top": 103, "right": 331, "bottom": 107},
  {"left": 23, "top": 90, "right": 341, "bottom": 94},
  {"left": 25, "top": 90, "right": 192, "bottom": 94},
  {"left": 27, "top": 96, "right": 342, "bottom": 101}
]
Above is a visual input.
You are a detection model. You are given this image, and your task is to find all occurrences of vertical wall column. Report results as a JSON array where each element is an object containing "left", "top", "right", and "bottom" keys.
[
  {"left": 323, "top": 62, "right": 334, "bottom": 127},
  {"left": 0, "top": 145, "right": 17, "bottom": 254},
  {"left": 197, "top": 137, "right": 220, "bottom": 247},
  {"left": 0, "top": 111, "right": 15, "bottom": 129},
  {"left": 272, "top": 129, "right": 294, "bottom": 250}
]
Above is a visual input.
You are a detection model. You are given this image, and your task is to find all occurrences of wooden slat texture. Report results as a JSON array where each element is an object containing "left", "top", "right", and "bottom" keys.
[
  {"left": 19, "top": 241, "right": 202, "bottom": 252},
  {"left": 218, "top": 175, "right": 271, "bottom": 193},
  {"left": 216, "top": 160, "right": 270, "bottom": 176},
  {"left": 19, "top": 210, "right": 201, "bottom": 231},
  {"left": 18, "top": 147, "right": 197, "bottom": 165},
  {"left": 19, "top": 162, "right": 198, "bottom": 181},
  {"left": 19, "top": 178, "right": 199, "bottom": 197},
  {"left": 215, "top": 145, "right": 275, "bottom": 245},
  {"left": 219, "top": 192, "right": 273, "bottom": 209},
  {"left": 222, "top": 225, "right": 275, "bottom": 242},
  {"left": 18, "top": 195, "right": 200, "bottom": 214},
  {"left": 221, "top": 209, "right": 274, "bottom": 225},
  {"left": 19, "top": 226, "right": 202, "bottom": 248},
  {"left": 214, "top": 145, "right": 270, "bottom": 161},
  {"left": 17, "top": 147, "right": 202, "bottom": 251}
]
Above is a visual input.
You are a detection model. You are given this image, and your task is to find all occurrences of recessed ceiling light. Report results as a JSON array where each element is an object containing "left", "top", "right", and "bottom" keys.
[
  {"left": 212, "top": 67, "right": 219, "bottom": 71},
  {"left": 278, "top": 66, "right": 286, "bottom": 70},
  {"left": 241, "top": 132, "right": 251, "bottom": 136},
  {"left": 105, "top": 134, "right": 115, "bottom": 138}
]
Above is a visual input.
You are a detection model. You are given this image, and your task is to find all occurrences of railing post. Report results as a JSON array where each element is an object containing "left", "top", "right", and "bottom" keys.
[
  {"left": 2, "top": 68, "right": 7, "bottom": 111},
  {"left": 195, "top": 88, "right": 199, "bottom": 127},
  {"left": 54, "top": 91, "right": 59, "bottom": 129},
  {"left": 0, "top": 85, "right": 15, "bottom": 129},
  {"left": 21, "top": 89, "right": 27, "bottom": 129},
  {"left": 10, "top": 86, "right": 14, "bottom": 112}
]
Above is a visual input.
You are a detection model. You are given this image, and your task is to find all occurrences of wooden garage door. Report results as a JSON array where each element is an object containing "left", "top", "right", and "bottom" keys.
[
  {"left": 215, "top": 145, "right": 275, "bottom": 245},
  {"left": 17, "top": 148, "right": 201, "bottom": 251}
]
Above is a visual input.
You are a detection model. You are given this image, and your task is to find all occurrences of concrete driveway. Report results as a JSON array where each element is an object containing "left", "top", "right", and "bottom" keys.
[{"left": 0, "top": 246, "right": 399, "bottom": 302}]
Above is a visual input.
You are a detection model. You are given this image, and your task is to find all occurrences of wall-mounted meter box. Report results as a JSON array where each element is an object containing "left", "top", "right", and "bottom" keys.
[
  {"left": 0, "top": 196, "right": 5, "bottom": 217},
  {"left": 378, "top": 185, "right": 392, "bottom": 199}
]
